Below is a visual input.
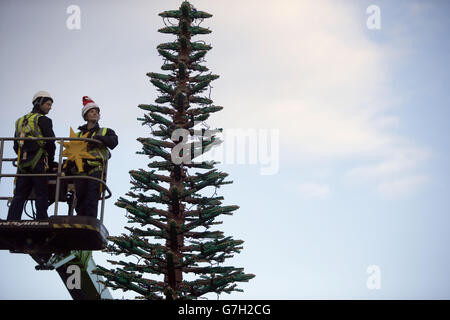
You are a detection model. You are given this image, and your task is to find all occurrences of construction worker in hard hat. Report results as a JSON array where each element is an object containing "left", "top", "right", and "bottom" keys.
[
  {"left": 71, "top": 96, "right": 118, "bottom": 218},
  {"left": 7, "top": 91, "right": 57, "bottom": 221}
]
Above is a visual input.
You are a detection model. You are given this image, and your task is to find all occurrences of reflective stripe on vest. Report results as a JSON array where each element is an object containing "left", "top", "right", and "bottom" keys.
[
  {"left": 77, "top": 127, "right": 110, "bottom": 167},
  {"left": 15, "top": 113, "right": 44, "bottom": 148}
]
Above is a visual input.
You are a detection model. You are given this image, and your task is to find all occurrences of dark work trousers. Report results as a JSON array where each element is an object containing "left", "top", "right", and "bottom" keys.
[
  {"left": 7, "top": 159, "right": 49, "bottom": 221},
  {"left": 74, "top": 170, "right": 103, "bottom": 218}
]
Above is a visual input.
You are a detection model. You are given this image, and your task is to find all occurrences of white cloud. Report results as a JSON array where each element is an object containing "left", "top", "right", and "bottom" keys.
[
  {"left": 205, "top": 0, "right": 394, "bottom": 161},
  {"left": 346, "top": 145, "right": 431, "bottom": 181},
  {"left": 298, "top": 183, "right": 331, "bottom": 199},
  {"left": 376, "top": 175, "right": 430, "bottom": 198},
  {"left": 199, "top": 0, "right": 431, "bottom": 197},
  {"left": 408, "top": 1, "right": 433, "bottom": 17},
  {"left": 344, "top": 143, "right": 432, "bottom": 197}
]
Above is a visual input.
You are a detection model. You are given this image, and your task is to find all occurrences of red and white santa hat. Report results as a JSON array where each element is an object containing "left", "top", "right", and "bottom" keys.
[{"left": 82, "top": 96, "right": 100, "bottom": 119}]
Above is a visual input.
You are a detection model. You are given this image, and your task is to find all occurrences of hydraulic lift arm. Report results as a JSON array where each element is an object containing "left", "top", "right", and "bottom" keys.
[{"left": 32, "top": 251, "right": 113, "bottom": 300}]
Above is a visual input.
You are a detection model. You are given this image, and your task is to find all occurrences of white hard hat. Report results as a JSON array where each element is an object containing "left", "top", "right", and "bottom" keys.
[{"left": 32, "top": 91, "right": 53, "bottom": 103}]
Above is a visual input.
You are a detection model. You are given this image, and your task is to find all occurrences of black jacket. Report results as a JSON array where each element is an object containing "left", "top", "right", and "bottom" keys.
[
  {"left": 77, "top": 123, "right": 118, "bottom": 151},
  {"left": 14, "top": 106, "right": 56, "bottom": 163}
]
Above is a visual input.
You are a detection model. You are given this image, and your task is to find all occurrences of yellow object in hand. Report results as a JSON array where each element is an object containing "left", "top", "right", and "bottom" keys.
[{"left": 59, "top": 127, "right": 96, "bottom": 173}]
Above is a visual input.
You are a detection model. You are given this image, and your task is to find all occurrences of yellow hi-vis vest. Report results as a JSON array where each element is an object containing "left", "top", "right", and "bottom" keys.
[
  {"left": 77, "top": 128, "right": 111, "bottom": 168},
  {"left": 15, "top": 113, "right": 45, "bottom": 149}
]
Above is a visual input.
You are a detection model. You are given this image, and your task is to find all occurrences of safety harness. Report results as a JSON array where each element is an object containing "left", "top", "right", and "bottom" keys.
[{"left": 15, "top": 112, "right": 48, "bottom": 172}]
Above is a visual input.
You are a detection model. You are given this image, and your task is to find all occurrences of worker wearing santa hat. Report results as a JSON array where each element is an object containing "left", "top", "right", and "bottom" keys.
[{"left": 73, "top": 96, "right": 118, "bottom": 218}]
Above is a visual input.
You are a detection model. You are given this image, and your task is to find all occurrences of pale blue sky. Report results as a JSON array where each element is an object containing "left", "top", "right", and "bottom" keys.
[{"left": 1, "top": 0, "right": 450, "bottom": 299}]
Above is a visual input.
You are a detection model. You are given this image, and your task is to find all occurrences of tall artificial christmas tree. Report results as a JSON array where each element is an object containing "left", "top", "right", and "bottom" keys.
[{"left": 95, "top": 1, "right": 254, "bottom": 300}]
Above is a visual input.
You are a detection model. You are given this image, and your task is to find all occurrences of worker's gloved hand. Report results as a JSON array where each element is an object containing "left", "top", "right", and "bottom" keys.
[
  {"left": 49, "top": 161, "right": 59, "bottom": 172},
  {"left": 87, "top": 137, "right": 104, "bottom": 149},
  {"left": 92, "top": 135, "right": 106, "bottom": 146}
]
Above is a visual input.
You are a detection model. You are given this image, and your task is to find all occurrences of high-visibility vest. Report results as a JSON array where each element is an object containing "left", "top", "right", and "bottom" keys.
[
  {"left": 14, "top": 112, "right": 47, "bottom": 171},
  {"left": 15, "top": 113, "right": 45, "bottom": 148},
  {"left": 77, "top": 127, "right": 111, "bottom": 168}
]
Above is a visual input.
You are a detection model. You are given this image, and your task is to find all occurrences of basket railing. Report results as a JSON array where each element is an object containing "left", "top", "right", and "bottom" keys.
[{"left": 0, "top": 137, "right": 111, "bottom": 223}]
